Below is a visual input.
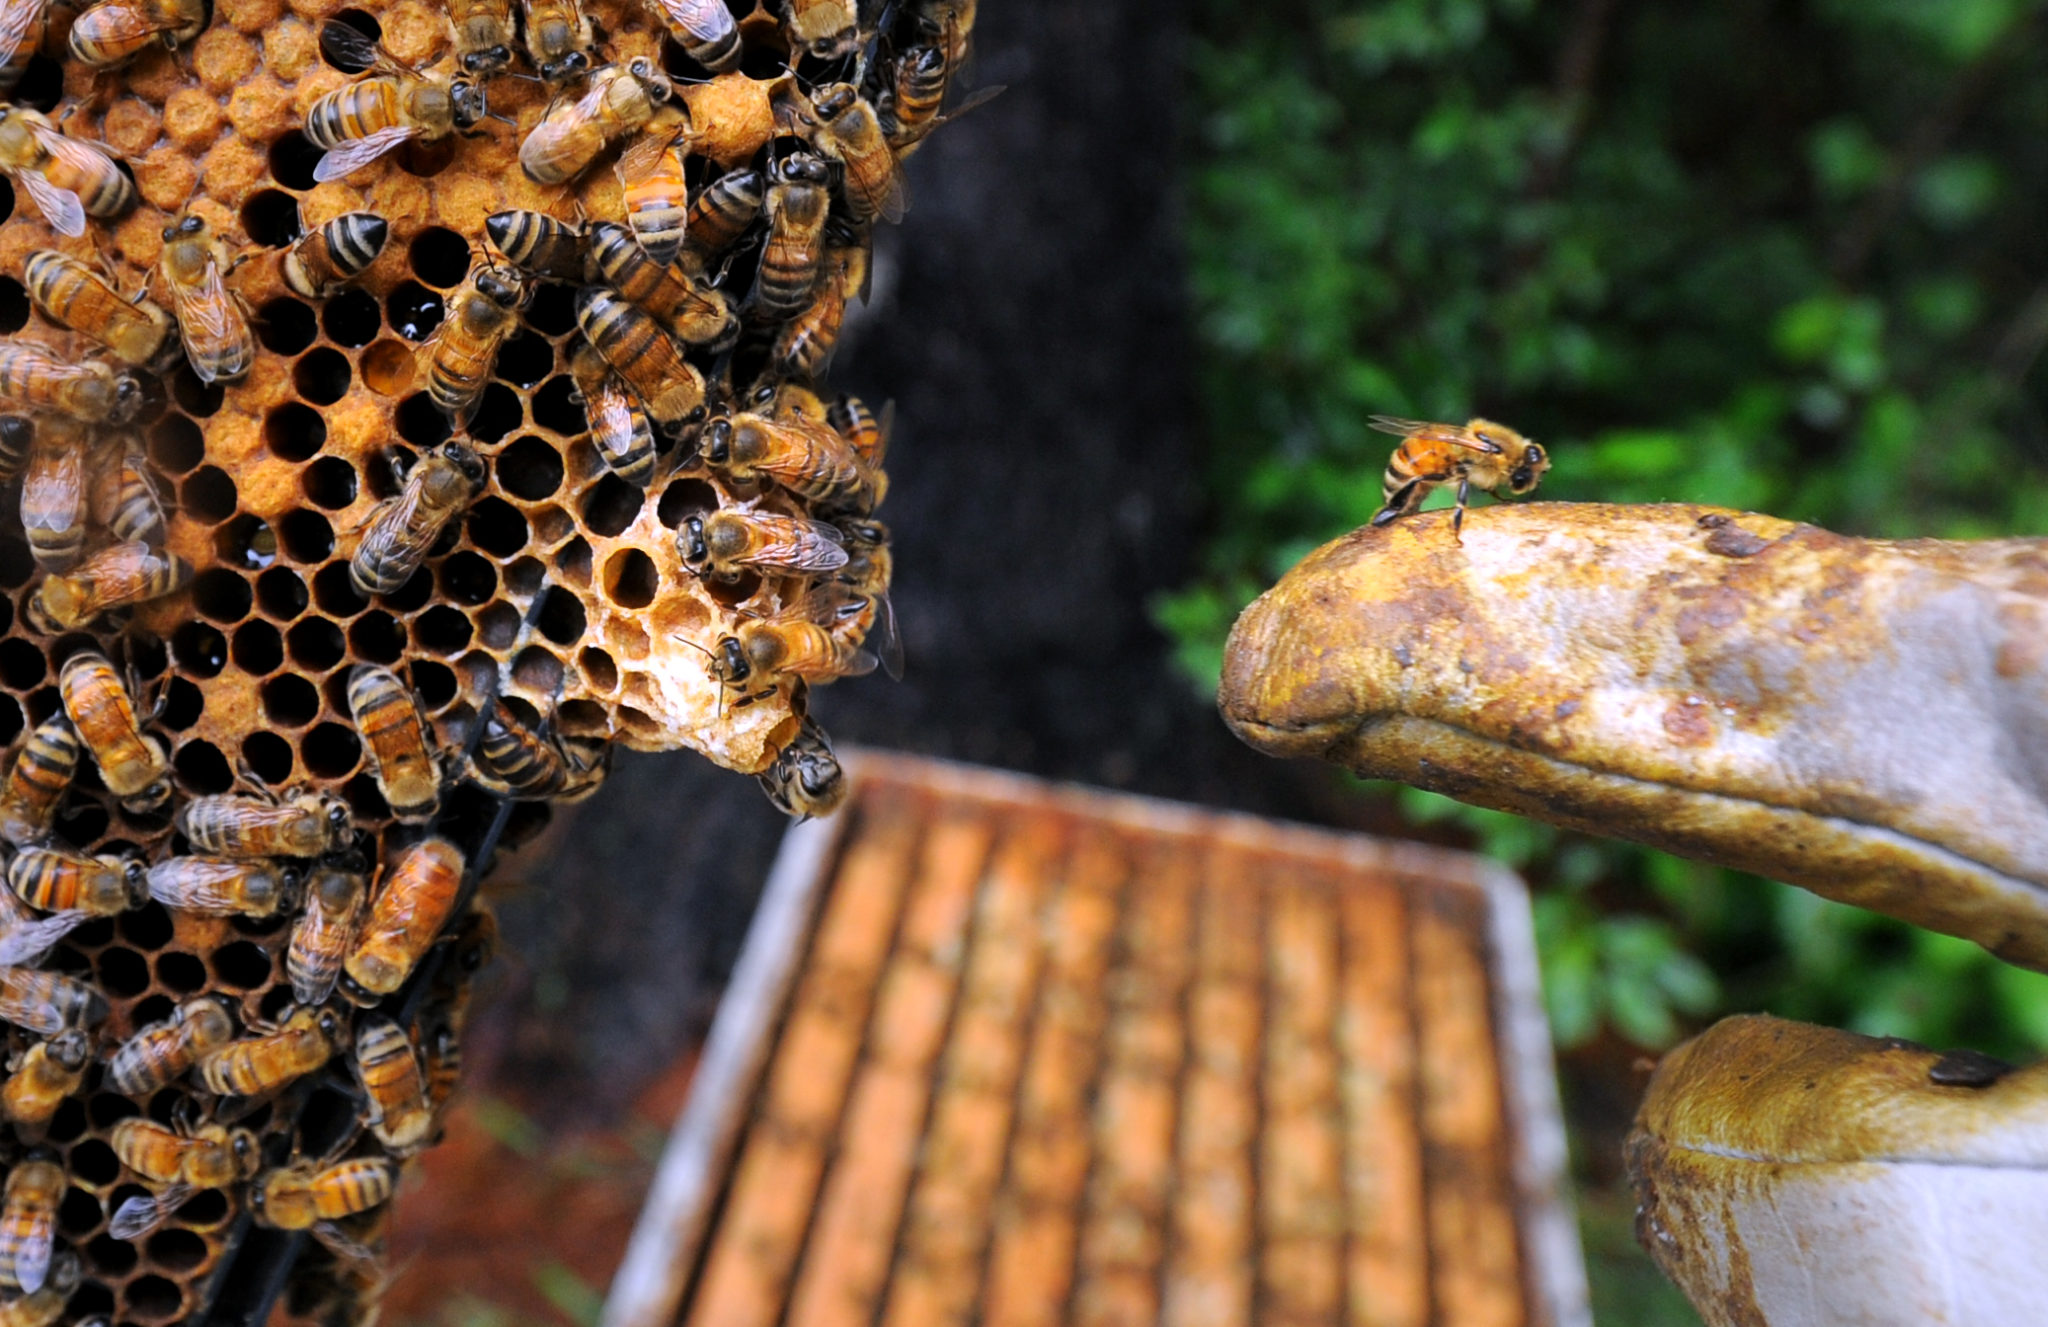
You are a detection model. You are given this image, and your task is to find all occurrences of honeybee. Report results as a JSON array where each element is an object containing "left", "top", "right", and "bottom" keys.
[
  {"left": 348, "top": 441, "right": 486, "bottom": 597},
  {"left": 8, "top": 845, "right": 145, "bottom": 916},
  {"left": 107, "top": 1118, "right": 260, "bottom": 1239},
  {"left": 568, "top": 343, "right": 655, "bottom": 487},
  {"left": 353, "top": 1015, "right": 432, "bottom": 1153},
  {"left": 827, "top": 394, "right": 889, "bottom": 469},
  {"left": 177, "top": 787, "right": 351, "bottom": 858},
  {"left": 342, "top": 836, "right": 464, "bottom": 1003},
  {"left": 830, "top": 515, "right": 900, "bottom": 676},
  {"left": 158, "top": 213, "right": 256, "bottom": 385},
  {"left": 485, "top": 210, "right": 587, "bottom": 281},
  {"left": 640, "top": 0, "right": 738, "bottom": 71},
  {"left": 23, "top": 250, "right": 174, "bottom": 371},
  {"left": 519, "top": 57, "right": 672, "bottom": 186},
  {"left": 146, "top": 856, "right": 295, "bottom": 918},
  {"left": 522, "top": 0, "right": 596, "bottom": 84},
  {"left": 756, "top": 151, "right": 830, "bottom": 319},
  {"left": 802, "top": 84, "right": 905, "bottom": 224},
  {"left": 105, "top": 994, "right": 234, "bottom": 1096},
  {"left": 709, "top": 614, "right": 876, "bottom": 689},
  {"left": 423, "top": 1022, "right": 462, "bottom": 1117},
  {"left": 701, "top": 411, "right": 878, "bottom": 511},
  {"left": 447, "top": 0, "right": 515, "bottom": 76},
  {"left": 0, "top": 713, "right": 75, "bottom": 849},
  {"left": 347, "top": 665, "right": 444, "bottom": 822},
  {"left": 879, "top": 44, "right": 946, "bottom": 151},
  {"left": 469, "top": 699, "right": 568, "bottom": 797},
  {"left": 757, "top": 714, "right": 846, "bottom": 820},
  {"left": 66, "top": 0, "right": 204, "bottom": 67},
  {"left": 685, "top": 167, "right": 763, "bottom": 260},
  {"left": 0, "top": 347, "right": 140, "bottom": 424},
  {"left": 0, "top": 107, "right": 135, "bottom": 238},
  {"left": 287, "top": 858, "right": 366, "bottom": 1006},
  {"left": 616, "top": 109, "right": 691, "bottom": 266},
  {"left": 306, "top": 25, "right": 489, "bottom": 182},
  {"left": 0, "top": 1284, "right": 77, "bottom": 1327},
  {"left": 88, "top": 437, "right": 165, "bottom": 545},
  {"left": 678, "top": 504, "right": 847, "bottom": 583},
  {"left": 29, "top": 541, "right": 191, "bottom": 630},
  {"left": 251, "top": 1157, "right": 397, "bottom": 1260},
  {"left": 0, "top": 0, "right": 49, "bottom": 99},
  {"left": 915, "top": 0, "right": 974, "bottom": 66},
  {"left": 589, "top": 221, "right": 735, "bottom": 348},
  {"left": 780, "top": 0, "right": 856, "bottom": 61},
  {"left": 422, "top": 262, "right": 529, "bottom": 425},
  {"left": 574, "top": 287, "right": 705, "bottom": 434},
  {"left": 19, "top": 413, "right": 83, "bottom": 572},
  {"left": 0, "top": 966, "right": 104, "bottom": 1039},
  {"left": 59, "top": 649, "right": 170, "bottom": 814},
  {"left": 195, "top": 1004, "right": 343, "bottom": 1097},
  {"left": 0, "top": 416, "right": 29, "bottom": 481},
  {"left": 772, "top": 232, "right": 864, "bottom": 378},
  {"left": 1367, "top": 415, "right": 1551, "bottom": 539},
  {"left": 0, "top": 1158, "right": 60, "bottom": 1293},
  {"left": 282, "top": 212, "right": 390, "bottom": 300},
  {"left": 1, "top": 1031, "right": 89, "bottom": 1132}
]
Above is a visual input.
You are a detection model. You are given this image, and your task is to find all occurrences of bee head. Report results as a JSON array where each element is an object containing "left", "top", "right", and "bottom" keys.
[
  {"left": 1508, "top": 441, "right": 1550, "bottom": 494},
  {"left": 702, "top": 417, "right": 734, "bottom": 467},
  {"left": 463, "top": 45, "right": 510, "bottom": 74},
  {"left": 450, "top": 79, "right": 488, "bottom": 129},
  {"left": 230, "top": 1128, "right": 260, "bottom": 1178},
  {"left": 161, "top": 213, "right": 205, "bottom": 243},
  {"left": 627, "top": 57, "right": 672, "bottom": 100},
  {"left": 813, "top": 83, "right": 857, "bottom": 120},
  {"left": 121, "top": 858, "right": 148, "bottom": 908},
  {"left": 441, "top": 441, "right": 488, "bottom": 488},
  {"left": 108, "top": 371, "right": 144, "bottom": 425},
  {"left": 543, "top": 50, "right": 589, "bottom": 82},
  {"left": 476, "top": 267, "right": 527, "bottom": 309},
  {"left": 713, "top": 634, "right": 749, "bottom": 683},
  {"left": 677, "top": 515, "right": 710, "bottom": 572}
]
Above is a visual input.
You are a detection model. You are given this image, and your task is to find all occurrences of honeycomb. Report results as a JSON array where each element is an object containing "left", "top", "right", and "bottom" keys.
[{"left": 0, "top": 0, "right": 955, "bottom": 1316}]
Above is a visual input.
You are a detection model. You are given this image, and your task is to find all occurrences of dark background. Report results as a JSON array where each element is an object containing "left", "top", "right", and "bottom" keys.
[{"left": 473, "top": 0, "right": 1313, "bottom": 1120}]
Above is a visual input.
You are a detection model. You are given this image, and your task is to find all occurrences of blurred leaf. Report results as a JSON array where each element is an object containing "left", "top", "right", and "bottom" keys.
[{"left": 531, "top": 1262, "right": 603, "bottom": 1327}]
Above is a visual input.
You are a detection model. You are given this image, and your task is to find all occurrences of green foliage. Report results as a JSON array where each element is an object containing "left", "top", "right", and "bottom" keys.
[{"left": 1172, "top": 0, "right": 2048, "bottom": 1062}]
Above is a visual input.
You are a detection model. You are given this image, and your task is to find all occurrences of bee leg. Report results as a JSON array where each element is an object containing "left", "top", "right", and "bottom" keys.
[
  {"left": 1372, "top": 479, "right": 1425, "bottom": 527},
  {"left": 1451, "top": 477, "right": 1472, "bottom": 543}
]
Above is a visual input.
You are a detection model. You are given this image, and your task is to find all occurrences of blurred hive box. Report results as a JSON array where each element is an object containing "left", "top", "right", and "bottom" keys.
[{"left": 604, "top": 752, "right": 1589, "bottom": 1327}]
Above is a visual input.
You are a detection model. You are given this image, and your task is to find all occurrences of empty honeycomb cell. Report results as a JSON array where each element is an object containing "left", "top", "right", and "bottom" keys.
[
  {"left": 87, "top": 1092, "right": 141, "bottom": 1133},
  {"left": 555, "top": 536, "right": 592, "bottom": 588},
  {"left": 210, "top": 940, "right": 271, "bottom": 990},
  {"left": 468, "top": 498, "right": 530, "bottom": 558},
  {"left": 97, "top": 948, "right": 150, "bottom": 998},
  {"left": 0, "top": 277, "right": 26, "bottom": 334},
  {"left": 171, "top": 368, "right": 227, "bottom": 419},
  {"left": 701, "top": 571, "right": 761, "bottom": 608},
  {"left": 58, "top": 1185, "right": 100, "bottom": 1235},
  {"left": 218, "top": 514, "right": 278, "bottom": 569},
  {"left": 278, "top": 510, "right": 336, "bottom": 563},
  {"left": 148, "top": 416, "right": 205, "bottom": 475},
  {"left": 266, "top": 130, "right": 322, "bottom": 189},
  {"left": 0, "top": 540, "right": 29, "bottom": 590},
  {"left": 323, "top": 290, "right": 382, "bottom": 347},
  {"left": 408, "top": 227, "right": 469, "bottom": 287},
  {"left": 503, "top": 556, "right": 545, "bottom": 598},
  {"left": 175, "top": 1190, "right": 229, "bottom": 1227},
  {"left": 603, "top": 549, "right": 659, "bottom": 610},
  {"left": 475, "top": 602, "right": 519, "bottom": 651},
  {"left": 360, "top": 339, "right": 417, "bottom": 396},
  {"left": 121, "top": 905, "right": 173, "bottom": 949},
  {"left": 0, "top": 637, "right": 43, "bottom": 688},
  {"left": 497, "top": 437, "right": 565, "bottom": 501},
  {"left": 495, "top": 333, "right": 555, "bottom": 389},
  {"left": 11, "top": 56, "right": 57, "bottom": 112},
  {"left": 302, "top": 456, "right": 358, "bottom": 510},
  {"left": 529, "top": 374, "right": 585, "bottom": 436},
  {"left": 174, "top": 740, "right": 233, "bottom": 794},
  {"left": 169, "top": 626, "right": 226, "bottom": 679},
  {"left": 395, "top": 392, "right": 453, "bottom": 448},
  {"left": 242, "top": 731, "right": 294, "bottom": 784},
  {"left": 343, "top": 772, "right": 389, "bottom": 820},
  {"left": 46, "top": 1099, "right": 86, "bottom": 1146},
  {"left": 348, "top": 610, "right": 405, "bottom": 663},
  {"left": 256, "top": 567, "right": 310, "bottom": 620},
  {"left": 309, "top": 563, "right": 367, "bottom": 619},
  {"left": 439, "top": 551, "right": 498, "bottom": 604},
  {"left": 52, "top": 798, "right": 106, "bottom": 842},
  {"left": 529, "top": 504, "right": 573, "bottom": 548},
  {"left": 657, "top": 478, "right": 717, "bottom": 528},
  {"left": 68, "top": 1139, "right": 120, "bottom": 1188},
  {"left": 286, "top": 617, "right": 346, "bottom": 672},
  {"left": 381, "top": 569, "right": 436, "bottom": 614},
  {"left": 535, "top": 586, "right": 586, "bottom": 646},
  {"left": 525, "top": 283, "right": 577, "bottom": 338},
  {"left": 154, "top": 952, "right": 205, "bottom": 993},
  {"left": 182, "top": 467, "right": 240, "bottom": 524},
  {"left": 581, "top": 476, "right": 645, "bottom": 539},
  {"left": 412, "top": 658, "right": 456, "bottom": 709},
  {"left": 512, "top": 646, "right": 563, "bottom": 694},
  {"left": 240, "top": 188, "right": 301, "bottom": 247},
  {"left": 257, "top": 298, "right": 319, "bottom": 357},
  {"left": 414, "top": 605, "right": 472, "bottom": 655},
  {"left": 193, "top": 569, "right": 255, "bottom": 623},
  {"left": 266, "top": 403, "right": 327, "bottom": 462},
  {"left": 148, "top": 1228, "right": 209, "bottom": 1273},
  {"left": 387, "top": 281, "right": 445, "bottom": 341},
  {"left": 469, "top": 383, "right": 524, "bottom": 445},
  {"left": 580, "top": 647, "right": 619, "bottom": 693},
  {"left": 232, "top": 621, "right": 284, "bottom": 674},
  {"left": 300, "top": 722, "right": 361, "bottom": 779},
  {"left": 262, "top": 674, "right": 318, "bottom": 727},
  {"left": 293, "top": 347, "right": 353, "bottom": 406},
  {"left": 160, "top": 677, "right": 206, "bottom": 729},
  {"left": 126, "top": 1273, "right": 185, "bottom": 1318}
]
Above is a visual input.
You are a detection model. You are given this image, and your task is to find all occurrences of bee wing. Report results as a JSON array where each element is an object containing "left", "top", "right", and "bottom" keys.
[
  {"left": 12, "top": 1212, "right": 50, "bottom": 1292},
  {"left": 312, "top": 124, "right": 418, "bottom": 183},
  {"left": 166, "top": 255, "right": 249, "bottom": 385},
  {"left": 309, "top": 1220, "right": 379, "bottom": 1264},
  {"left": 649, "top": 0, "right": 733, "bottom": 44},
  {"left": 1367, "top": 415, "right": 1500, "bottom": 454},
  {"left": 614, "top": 119, "right": 684, "bottom": 184},
  {"left": 110, "top": 1186, "right": 192, "bottom": 1242},
  {"left": 869, "top": 591, "right": 903, "bottom": 681},
  {"left": 0, "top": 0, "right": 44, "bottom": 69},
  {"left": 874, "top": 165, "right": 908, "bottom": 226},
  {"left": 14, "top": 169, "right": 85, "bottom": 238},
  {"left": 0, "top": 911, "right": 88, "bottom": 968},
  {"left": 756, "top": 516, "right": 850, "bottom": 573}
]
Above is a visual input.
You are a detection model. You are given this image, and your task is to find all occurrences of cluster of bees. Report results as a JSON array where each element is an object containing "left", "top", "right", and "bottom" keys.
[{"left": 0, "top": 0, "right": 983, "bottom": 1316}]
